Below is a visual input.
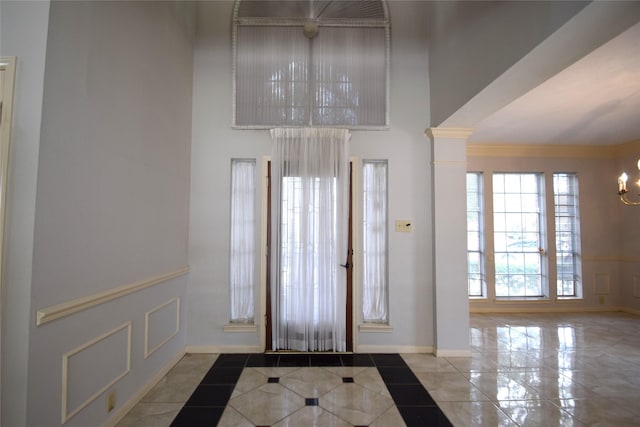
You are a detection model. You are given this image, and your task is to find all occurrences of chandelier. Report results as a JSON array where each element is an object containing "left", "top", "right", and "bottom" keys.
[{"left": 617, "top": 159, "right": 640, "bottom": 205}]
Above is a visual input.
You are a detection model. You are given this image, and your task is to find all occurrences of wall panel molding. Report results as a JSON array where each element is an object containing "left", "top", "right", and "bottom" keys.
[
  {"left": 594, "top": 273, "right": 611, "bottom": 294},
  {"left": 37, "top": 266, "right": 189, "bottom": 326},
  {"left": 144, "top": 298, "right": 180, "bottom": 359},
  {"left": 62, "top": 322, "right": 131, "bottom": 423}
]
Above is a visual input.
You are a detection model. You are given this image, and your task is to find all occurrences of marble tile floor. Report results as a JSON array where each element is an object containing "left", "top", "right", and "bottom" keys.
[{"left": 117, "top": 312, "right": 640, "bottom": 426}]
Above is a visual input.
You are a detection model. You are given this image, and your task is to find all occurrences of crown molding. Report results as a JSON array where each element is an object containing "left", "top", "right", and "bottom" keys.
[
  {"left": 425, "top": 127, "right": 474, "bottom": 140},
  {"left": 467, "top": 140, "right": 640, "bottom": 159}
]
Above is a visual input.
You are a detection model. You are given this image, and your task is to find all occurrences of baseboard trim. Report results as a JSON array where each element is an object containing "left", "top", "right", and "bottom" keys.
[
  {"left": 621, "top": 307, "right": 640, "bottom": 316},
  {"left": 434, "top": 348, "right": 472, "bottom": 358},
  {"left": 104, "top": 350, "right": 185, "bottom": 427},
  {"left": 470, "top": 305, "right": 626, "bottom": 314},
  {"left": 356, "top": 345, "right": 433, "bottom": 354},
  {"left": 185, "top": 345, "right": 263, "bottom": 354}
]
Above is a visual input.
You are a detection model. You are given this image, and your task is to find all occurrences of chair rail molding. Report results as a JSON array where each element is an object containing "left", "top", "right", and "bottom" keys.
[{"left": 36, "top": 266, "right": 190, "bottom": 326}]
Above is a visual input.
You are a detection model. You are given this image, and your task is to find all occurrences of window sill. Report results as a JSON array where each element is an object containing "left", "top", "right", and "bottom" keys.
[
  {"left": 223, "top": 323, "right": 257, "bottom": 333},
  {"left": 555, "top": 297, "right": 584, "bottom": 302},
  {"left": 493, "top": 297, "right": 551, "bottom": 304},
  {"left": 359, "top": 323, "right": 393, "bottom": 333}
]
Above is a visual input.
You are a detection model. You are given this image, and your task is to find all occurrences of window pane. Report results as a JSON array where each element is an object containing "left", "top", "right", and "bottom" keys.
[
  {"left": 236, "top": 26, "right": 310, "bottom": 126},
  {"left": 362, "top": 161, "right": 388, "bottom": 322},
  {"left": 554, "top": 173, "right": 582, "bottom": 297},
  {"left": 467, "top": 173, "right": 484, "bottom": 297},
  {"left": 493, "top": 173, "right": 545, "bottom": 297},
  {"left": 230, "top": 159, "right": 256, "bottom": 323},
  {"left": 235, "top": 23, "right": 388, "bottom": 127}
]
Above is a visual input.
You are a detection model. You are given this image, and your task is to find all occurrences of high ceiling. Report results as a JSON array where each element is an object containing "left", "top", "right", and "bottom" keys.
[{"left": 468, "top": 21, "right": 640, "bottom": 146}]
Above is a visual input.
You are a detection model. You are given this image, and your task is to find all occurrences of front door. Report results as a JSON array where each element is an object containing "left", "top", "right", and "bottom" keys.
[{"left": 265, "top": 162, "right": 353, "bottom": 352}]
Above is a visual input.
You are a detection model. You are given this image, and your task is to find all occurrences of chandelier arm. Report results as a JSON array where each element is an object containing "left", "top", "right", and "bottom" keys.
[{"left": 619, "top": 193, "right": 640, "bottom": 206}]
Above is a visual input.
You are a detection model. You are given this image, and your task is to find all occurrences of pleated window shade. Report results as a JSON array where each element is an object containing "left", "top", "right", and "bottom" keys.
[{"left": 233, "top": 1, "right": 389, "bottom": 128}]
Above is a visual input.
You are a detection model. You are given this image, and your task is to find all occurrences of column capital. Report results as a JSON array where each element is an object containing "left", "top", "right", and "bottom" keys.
[{"left": 425, "top": 127, "right": 473, "bottom": 141}]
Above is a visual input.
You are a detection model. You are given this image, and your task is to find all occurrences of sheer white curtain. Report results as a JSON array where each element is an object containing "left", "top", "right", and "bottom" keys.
[
  {"left": 362, "top": 161, "right": 388, "bottom": 323},
  {"left": 229, "top": 159, "right": 256, "bottom": 323},
  {"left": 270, "top": 127, "right": 350, "bottom": 351}
]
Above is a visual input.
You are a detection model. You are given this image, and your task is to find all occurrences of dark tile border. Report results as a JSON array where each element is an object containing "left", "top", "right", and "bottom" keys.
[{"left": 170, "top": 353, "right": 452, "bottom": 427}]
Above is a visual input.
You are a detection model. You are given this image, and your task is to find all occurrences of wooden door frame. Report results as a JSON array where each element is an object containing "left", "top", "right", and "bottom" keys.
[{"left": 261, "top": 157, "right": 357, "bottom": 352}]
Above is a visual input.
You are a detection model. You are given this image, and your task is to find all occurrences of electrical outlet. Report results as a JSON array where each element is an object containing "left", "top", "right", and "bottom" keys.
[{"left": 106, "top": 391, "right": 116, "bottom": 413}]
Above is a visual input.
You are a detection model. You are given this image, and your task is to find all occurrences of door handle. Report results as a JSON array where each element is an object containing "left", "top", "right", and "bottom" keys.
[{"left": 340, "top": 262, "right": 350, "bottom": 269}]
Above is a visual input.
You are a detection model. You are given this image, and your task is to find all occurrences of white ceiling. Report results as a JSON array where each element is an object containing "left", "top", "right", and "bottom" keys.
[{"left": 468, "top": 21, "right": 640, "bottom": 146}]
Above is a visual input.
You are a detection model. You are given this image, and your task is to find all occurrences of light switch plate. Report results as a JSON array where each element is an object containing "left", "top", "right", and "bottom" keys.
[{"left": 395, "top": 220, "right": 412, "bottom": 232}]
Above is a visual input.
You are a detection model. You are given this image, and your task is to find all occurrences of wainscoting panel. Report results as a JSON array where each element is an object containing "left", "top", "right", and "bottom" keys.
[
  {"left": 594, "top": 273, "right": 611, "bottom": 294},
  {"left": 62, "top": 322, "right": 132, "bottom": 423},
  {"left": 145, "top": 298, "right": 180, "bottom": 359}
]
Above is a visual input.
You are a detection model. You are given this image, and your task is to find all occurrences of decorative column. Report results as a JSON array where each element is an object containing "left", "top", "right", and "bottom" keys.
[{"left": 426, "top": 127, "right": 473, "bottom": 357}]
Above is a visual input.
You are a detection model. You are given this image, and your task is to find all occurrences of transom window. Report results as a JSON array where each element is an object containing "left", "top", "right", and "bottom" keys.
[{"left": 233, "top": 0, "right": 389, "bottom": 128}]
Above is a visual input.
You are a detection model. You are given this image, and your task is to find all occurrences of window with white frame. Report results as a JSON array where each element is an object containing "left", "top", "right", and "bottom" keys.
[
  {"left": 466, "top": 173, "right": 485, "bottom": 297},
  {"left": 362, "top": 160, "right": 388, "bottom": 323},
  {"left": 553, "top": 173, "right": 582, "bottom": 297},
  {"left": 229, "top": 159, "right": 256, "bottom": 323},
  {"left": 493, "top": 173, "right": 546, "bottom": 298},
  {"left": 467, "top": 171, "right": 583, "bottom": 300},
  {"left": 233, "top": 0, "right": 389, "bottom": 128}
]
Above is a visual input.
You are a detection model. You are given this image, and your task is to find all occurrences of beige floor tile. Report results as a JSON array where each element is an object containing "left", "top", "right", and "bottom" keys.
[
  {"left": 321, "top": 366, "right": 368, "bottom": 377},
  {"left": 438, "top": 401, "right": 518, "bottom": 427},
  {"left": 280, "top": 366, "right": 342, "bottom": 398},
  {"left": 507, "top": 369, "right": 599, "bottom": 399},
  {"left": 229, "top": 383, "right": 306, "bottom": 426},
  {"left": 353, "top": 367, "right": 391, "bottom": 397},
  {"left": 401, "top": 353, "right": 459, "bottom": 373},
  {"left": 273, "top": 406, "right": 351, "bottom": 427},
  {"left": 217, "top": 406, "right": 253, "bottom": 427},
  {"left": 496, "top": 399, "right": 587, "bottom": 426},
  {"left": 231, "top": 367, "right": 269, "bottom": 398},
  {"left": 370, "top": 405, "right": 407, "bottom": 427},
  {"left": 416, "top": 371, "right": 490, "bottom": 402},
  {"left": 468, "top": 371, "right": 543, "bottom": 402},
  {"left": 319, "top": 383, "right": 394, "bottom": 426},
  {"left": 140, "top": 372, "right": 205, "bottom": 403},
  {"left": 115, "top": 402, "right": 183, "bottom": 427},
  {"left": 553, "top": 398, "right": 640, "bottom": 426}
]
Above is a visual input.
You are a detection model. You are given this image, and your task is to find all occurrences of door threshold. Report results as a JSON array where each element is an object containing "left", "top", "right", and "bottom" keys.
[{"left": 265, "top": 351, "right": 354, "bottom": 354}]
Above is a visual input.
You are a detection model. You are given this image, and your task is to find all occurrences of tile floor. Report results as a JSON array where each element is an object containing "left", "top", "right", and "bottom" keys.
[{"left": 117, "top": 312, "right": 640, "bottom": 426}]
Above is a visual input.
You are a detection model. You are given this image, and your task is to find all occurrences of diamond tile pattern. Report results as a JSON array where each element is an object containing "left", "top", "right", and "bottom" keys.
[
  {"left": 117, "top": 313, "right": 640, "bottom": 427},
  {"left": 163, "top": 353, "right": 449, "bottom": 426}
]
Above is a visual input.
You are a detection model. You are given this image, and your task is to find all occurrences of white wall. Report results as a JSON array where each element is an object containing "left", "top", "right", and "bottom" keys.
[
  {"left": 0, "top": 2, "right": 51, "bottom": 426},
  {"left": 616, "top": 152, "right": 640, "bottom": 313},
  {"left": 188, "top": 1, "right": 435, "bottom": 352},
  {"left": 21, "top": 2, "right": 194, "bottom": 426},
  {"left": 426, "top": 1, "right": 588, "bottom": 126}
]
